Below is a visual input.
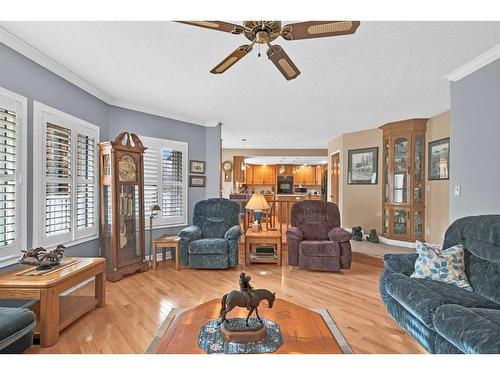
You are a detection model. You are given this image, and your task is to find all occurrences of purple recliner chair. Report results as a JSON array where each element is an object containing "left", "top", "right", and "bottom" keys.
[{"left": 286, "top": 201, "right": 352, "bottom": 272}]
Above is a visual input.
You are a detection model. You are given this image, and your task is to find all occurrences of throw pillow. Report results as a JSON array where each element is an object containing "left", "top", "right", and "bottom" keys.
[{"left": 411, "top": 241, "right": 472, "bottom": 291}]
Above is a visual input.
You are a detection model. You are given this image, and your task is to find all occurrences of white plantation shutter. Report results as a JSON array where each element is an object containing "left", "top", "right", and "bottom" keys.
[
  {"left": 140, "top": 135, "right": 188, "bottom": 227},
  {"left": 0, "top": 106, "right": 17, "bottom": 248},
  {"left": 162, "top": 149, "right": 183, "bottom": 218},
  {"left": 0, "top": 88, "right": 26, "bottom": 265},
  {"left": 76, "top": 133, "right": 96, "bottom": 232},
  {"left": 33, "top": 102, "right": 99, "bottom": 248},
  {"left": 45, "top": 123, "right": 72, "bottom": 237},
  {"left": 143, "top": 145, "right": 159, "bottom": 218}
]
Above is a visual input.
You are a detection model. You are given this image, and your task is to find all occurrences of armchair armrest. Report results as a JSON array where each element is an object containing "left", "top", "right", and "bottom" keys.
[
  {"left": 383, "top": 253, "right": 418, "bottom": 276},
  {"left": 328, "top": 227, "right": 352, "bottom": 242},
  {"left": 286, "top": 227, "right": 303, "bottom": 241},
  {"left": 225, "top": 225, "right": 243, "bottom": 240},
  {"left": 178, "top": 225, "right": 202, "bottom": 241}
]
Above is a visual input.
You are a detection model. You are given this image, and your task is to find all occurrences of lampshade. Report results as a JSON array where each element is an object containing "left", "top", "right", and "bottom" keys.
[
  {"left": 245, "top": 193, "right": 270, "bottom": 211},
  {"left": 150, "top": 204, "right": 161, "bottom": 216}
]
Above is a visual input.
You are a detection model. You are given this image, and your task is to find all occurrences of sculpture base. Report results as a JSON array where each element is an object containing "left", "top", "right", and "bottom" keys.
[
  {"left": 221, "top": 319, "right": 267, "bottom": 343},
  {"left": 198, "top": 317, "right": 283, "bottom": 354}
]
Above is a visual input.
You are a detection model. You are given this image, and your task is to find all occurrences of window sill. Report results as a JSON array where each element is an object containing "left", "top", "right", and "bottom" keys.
[{"left": 148, "top": 221, "right": 188, "bottom": 231}]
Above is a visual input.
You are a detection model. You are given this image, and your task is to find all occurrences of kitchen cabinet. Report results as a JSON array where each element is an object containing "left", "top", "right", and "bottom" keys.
[
  {"left": 233, "top": 156, "right": 246, "bottom": 186},
  {"left": 380, "top": 118, "right": 426, "bottom": 242},
  {"left": 315, "top": 165, "right": 325, "bottom": 185},
  {"left": 294, "top": 166, "right": 316, "bottom": 185},
  {"left": 246, "top": 164, "right": 276, "bottom": 185},
  {"left": 277, "top": 164, "right": 294, "bottom": 176}
]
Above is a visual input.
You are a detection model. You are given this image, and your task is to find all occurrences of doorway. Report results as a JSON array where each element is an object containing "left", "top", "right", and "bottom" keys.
[{"left": 330, "top": 152, "right": 340, "bottom": 205}]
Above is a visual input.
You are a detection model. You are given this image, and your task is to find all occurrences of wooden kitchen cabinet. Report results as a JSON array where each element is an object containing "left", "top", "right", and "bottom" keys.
[
  {"left": 248, "top": 165, "right": 276, "bottom": 185},
  {"left": 245, "top": 164, "right": 255, "bottom": 184},
  {"left": 315, "top": 166, "right": 324, "bottom": 185},
  {"left": 294, "top": 166, "right": 316, "bottom": 185},
  {"left": 233, "top": 156, "right": 246, "bottom": 185}
]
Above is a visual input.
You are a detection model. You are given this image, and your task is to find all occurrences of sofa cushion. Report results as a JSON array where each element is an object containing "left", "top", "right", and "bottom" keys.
[
  {"left": 411, "top": 241, "right": 472, "bottom": 291},
  {"left": 301, "top": 223, "right": 330, "bottom": 241},
  {"left": 433, "top": 304, "right": 500, "bottom": 354},
  {"left": 188, "top": 238, "right": 228, "bottom": 255},
  {"left": 300, "top": 241, "right": 340, "bottom": 257},
  {"left": 384, "top": 272, "right": 500, "bottom": 329},
  {"left": 0, "top": 307, "right": 36, "bottom": 352}
]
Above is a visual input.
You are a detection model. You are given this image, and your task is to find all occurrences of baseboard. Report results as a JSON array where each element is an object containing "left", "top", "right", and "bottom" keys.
[{"left": 378, "top": 236, "right": 416, "bottom": 249}]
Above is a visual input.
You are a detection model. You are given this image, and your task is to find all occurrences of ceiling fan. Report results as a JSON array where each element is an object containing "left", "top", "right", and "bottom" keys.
[{"left": 177, "top": 21, "right": 360, "bottom": 80}]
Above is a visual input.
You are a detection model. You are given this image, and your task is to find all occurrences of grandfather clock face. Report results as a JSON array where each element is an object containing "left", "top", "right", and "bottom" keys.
[{"left": 118, "top": 154, "right": 137, "bottom": 182}]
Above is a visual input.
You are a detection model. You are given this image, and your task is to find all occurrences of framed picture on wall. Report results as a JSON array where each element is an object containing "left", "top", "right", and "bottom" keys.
[
  {"left": 348, "top": 147, "right": 378, "bottom": 185},
  {"left": 189, "top": 175, "right": 206, "bottom": 187},
  {"left": 190, "top": 160, "right": 206, "bottom": 174},
  {"left": 428, "top": 137, "right": 450, "bottom": 180}
]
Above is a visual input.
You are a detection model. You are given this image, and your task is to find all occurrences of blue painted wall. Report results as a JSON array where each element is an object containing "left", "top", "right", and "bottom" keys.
[
  {"left": 0, "top": 42, "right": 219, "bottom": 263},
  {"left": 450, "top": 58, "right": 500, "bottom": 221}
]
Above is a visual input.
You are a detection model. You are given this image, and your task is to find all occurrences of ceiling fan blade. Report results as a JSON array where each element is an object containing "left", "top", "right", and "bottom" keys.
[
  {"left": 210, "top": 45, "right": 252, "bottom": 74},
  {"left": 176, "top": 21, "right": 245, "bottom": 34},
  {"left": 267, "top": 45, "right": 301, "bottom": 81},
  {"left": 281, "top": 21, "right": 360, "bottom": 40}
]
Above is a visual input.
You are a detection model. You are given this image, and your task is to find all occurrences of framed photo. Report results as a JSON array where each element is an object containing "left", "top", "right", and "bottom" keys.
[
  {"left": 189, "top": 175, "right": 206, "bottom": 187},
  {"left": 190, "top": 160, "right": 206, "bottom": 174},
  {"left": 348, "top": 147, "right": 378, "bottom": 185},
  {"left": 428, "top": 137, "right": 450, "bottom": 180}
]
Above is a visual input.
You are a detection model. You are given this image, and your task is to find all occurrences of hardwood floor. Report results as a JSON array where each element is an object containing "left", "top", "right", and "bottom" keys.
[{"left": 26, "top": 252, "right": 425, "bottom": 354}]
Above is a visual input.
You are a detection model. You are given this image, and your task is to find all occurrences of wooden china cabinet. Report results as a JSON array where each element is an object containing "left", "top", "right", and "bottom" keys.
[
  {"left": 99, "top": 132, "right": 148, "bottom": 281},
  {"left": 380, "top": 119, "right": 427, "bottom": 242}
]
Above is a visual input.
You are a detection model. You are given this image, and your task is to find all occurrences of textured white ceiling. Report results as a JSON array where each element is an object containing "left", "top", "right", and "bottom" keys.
[{"left": 2, "top": 21, "right": 500, "bottom": 148}]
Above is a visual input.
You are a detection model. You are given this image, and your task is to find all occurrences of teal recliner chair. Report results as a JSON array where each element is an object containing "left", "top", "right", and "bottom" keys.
[
  {"left": 380, "top": 215, "right": 500, "bottom": 354},
  {"left": 178, "top": 198, "right": 243, "bottom": 269}
]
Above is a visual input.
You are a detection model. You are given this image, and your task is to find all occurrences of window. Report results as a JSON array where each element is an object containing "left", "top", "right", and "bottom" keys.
[
  {"left": 33, "top": 102, "right": 99, "bottom": 248},
  {"left": 140, "top": 135, "right": 188, "bottom": 228},
  {"left": 0, "top": 87, "right": 27, "bottom": 266}
]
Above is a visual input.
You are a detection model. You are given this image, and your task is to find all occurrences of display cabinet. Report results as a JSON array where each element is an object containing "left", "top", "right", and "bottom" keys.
[
  {"left": 99, "top": 132, "right": 148, "bottom": 281},
  {"left": 380, "top": 119, "right": 426, "bottom": 242}
]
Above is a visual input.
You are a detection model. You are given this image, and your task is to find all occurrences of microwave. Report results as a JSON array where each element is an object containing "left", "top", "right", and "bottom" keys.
[{"left": 294, "top": 187, "right": 308, "bottom": 194}]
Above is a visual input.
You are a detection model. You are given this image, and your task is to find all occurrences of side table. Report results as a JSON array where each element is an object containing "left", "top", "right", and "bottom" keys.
[
  {"left": 152, "top": 235, "right": 181, "bottom": 270},
  {"left": 245, "top": 229, "right": 282, "bottom": 266}
]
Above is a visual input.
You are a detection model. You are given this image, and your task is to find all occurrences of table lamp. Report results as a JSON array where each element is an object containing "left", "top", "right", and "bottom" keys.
[
  {"left": 149, "top": 204, "right": 161, "bottom": 267},
  {"left": 245, "top": 193, "right": 270, "bottom": 232}
]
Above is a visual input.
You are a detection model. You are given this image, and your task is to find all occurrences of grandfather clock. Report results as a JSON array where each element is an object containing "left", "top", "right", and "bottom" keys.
[{"left": 99, "top": 132, "right": 148, "bottom": 281}]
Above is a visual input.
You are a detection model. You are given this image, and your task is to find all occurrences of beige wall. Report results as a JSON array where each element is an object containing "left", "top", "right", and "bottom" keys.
[
  {"left": 221, "top": 148, "right": 327, "bottom": 198},
  {"left": 327, "top": 129, "right": 383, "bottom": 231},
  {"left": 425, "top": 111, "right": 450, "bottom": 244},
  {"left": 327, "top": 112, "right": 451, "bottom": 242}
]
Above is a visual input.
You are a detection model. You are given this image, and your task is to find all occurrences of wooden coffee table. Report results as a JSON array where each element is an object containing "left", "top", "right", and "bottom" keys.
[
  {"left": 245, "top": 229, "right": 282, "bottom": 266},
  {"left": 154, "top": 298, "right": 345, "bottom": 354},
  {"left": 0, "top": 257, "right": 105, "bottom": 347}
]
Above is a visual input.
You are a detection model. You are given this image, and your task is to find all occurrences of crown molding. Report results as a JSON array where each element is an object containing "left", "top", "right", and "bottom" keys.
[
  {"left": 445, "top": 42, "right": 500, "bottom": 82},
  {"left": 0, "top": 26, "right": 212, "bottom": 127}
]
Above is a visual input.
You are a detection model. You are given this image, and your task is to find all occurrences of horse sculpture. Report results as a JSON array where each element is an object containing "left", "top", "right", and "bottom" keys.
[{"left": 218, "top": 288, "right": 276, "bottom": 327}]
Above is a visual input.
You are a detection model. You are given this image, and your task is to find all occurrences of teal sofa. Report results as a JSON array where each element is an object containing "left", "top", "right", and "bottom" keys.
[
  {"left": 178, "top": 198, "right": 242, "bottom": 269},
  {"left": 380, "top": 215, "right": 500, "bottom": 354}
]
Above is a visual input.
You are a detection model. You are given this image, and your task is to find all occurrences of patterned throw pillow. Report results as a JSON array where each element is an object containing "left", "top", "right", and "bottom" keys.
[{"left": 411, "top": 241, "right": 472, "bottom": 291}]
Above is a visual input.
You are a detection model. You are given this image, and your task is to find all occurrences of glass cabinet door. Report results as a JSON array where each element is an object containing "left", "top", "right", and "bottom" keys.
[
  {"left": 413, "top": 134, "right": 424, "bottom": 204},
  {"left": 384, "top": 138, "right": 390, "bottom": 203},
  {"left": 414, "top": 210, "right": 424, "bottom": 239},
  {"left": 383, "top": 208, "right": 389, "bottom": 235},
  {"left": 393, "top": 137, "right": 408, "bottom": 204},
  {"left": 393, "top": 209, "right": 409, "bottom": 237},
  {"left": 117, "top": 185, "right": 142, "bottom": 267}
]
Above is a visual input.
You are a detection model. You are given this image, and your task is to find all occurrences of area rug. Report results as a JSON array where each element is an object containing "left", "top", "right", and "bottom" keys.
[{"left": 145, "top": 307, "right": 352, "bottom": 354}]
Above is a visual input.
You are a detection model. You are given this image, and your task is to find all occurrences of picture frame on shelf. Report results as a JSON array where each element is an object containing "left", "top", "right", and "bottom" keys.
[
  {"left": 190, "top": 160, "right": 206, "bottom": 174},
  {"left": 428, "top": 137, "right": 450, "bottom": 180},
  {"left": 348, "top": 147, "right": 378, "bottom": 185},
  {"left": 189, "top": 175, "right": 206, "bottom": 187}
]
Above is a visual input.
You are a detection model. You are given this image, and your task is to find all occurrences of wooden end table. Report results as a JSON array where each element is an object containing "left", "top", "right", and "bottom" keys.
[
  {"left": 0, "top": 257, "right": 105, "bottom": 347},
  {"left": 152, "top": 235, "right": 181, "bottom": 270},
  {"left": 245, "top": 229, "right": 282, "bottom": 266}
]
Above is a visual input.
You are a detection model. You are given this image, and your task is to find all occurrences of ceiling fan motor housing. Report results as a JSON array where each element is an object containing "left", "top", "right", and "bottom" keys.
[{"left": 243, "top": 21, "right": 282, "bottom": 44}]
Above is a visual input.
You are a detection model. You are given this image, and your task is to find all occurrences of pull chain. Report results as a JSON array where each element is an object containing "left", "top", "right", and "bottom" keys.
[{"left": 258, "top": 44, "right": 261, "bottom": 57}]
